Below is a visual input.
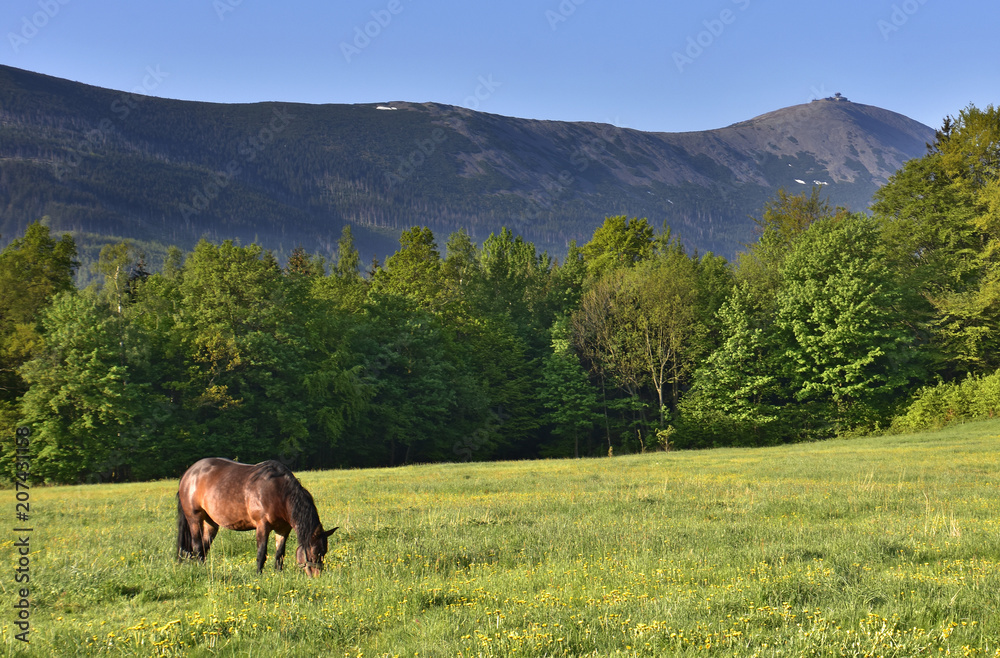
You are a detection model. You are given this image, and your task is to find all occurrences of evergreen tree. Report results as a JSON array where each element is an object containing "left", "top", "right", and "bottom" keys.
[
  {"left": 442, "top": 229, "right": 479, "bottom": 289},
  {"left": 476, "top": 226, "right": 553, "bottom": 353},
  {"left": 540, "top": 323, "right": 601, "bottom": 458},
  {"left": 547, "top": 240, "right": 587, "bottom": 317},
  {"left": 335, "top": 225, "right": 362, "bottom": 280}
]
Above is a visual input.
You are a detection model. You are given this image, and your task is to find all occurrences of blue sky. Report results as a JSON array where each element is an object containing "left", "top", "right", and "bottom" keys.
[{"left": 2, "top": 0, "right": 997, "bottom": 133}]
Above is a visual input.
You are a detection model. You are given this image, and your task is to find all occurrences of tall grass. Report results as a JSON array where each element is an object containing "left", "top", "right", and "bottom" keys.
[{"left": 5, "top": 420, "right": 1000, "bottom": 656}]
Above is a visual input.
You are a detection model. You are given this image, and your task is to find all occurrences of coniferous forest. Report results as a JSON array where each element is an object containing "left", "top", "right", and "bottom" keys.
[{"left": 2, "top": 105, "right": 999, "bottom": 484}]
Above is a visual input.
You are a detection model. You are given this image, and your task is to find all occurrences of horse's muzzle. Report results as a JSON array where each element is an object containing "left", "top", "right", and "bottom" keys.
[{"left": 299, "top": 560, "right": 323, "bottom": 577}]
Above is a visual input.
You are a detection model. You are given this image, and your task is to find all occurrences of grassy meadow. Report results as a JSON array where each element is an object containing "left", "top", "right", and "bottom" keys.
[{"left": 5, "top": 421, "right": 1000, "bottom": 656}]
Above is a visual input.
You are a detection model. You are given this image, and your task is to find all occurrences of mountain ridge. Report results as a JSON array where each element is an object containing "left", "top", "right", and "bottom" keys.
[{"left": 0, "top": 64, "right": 935, "bottom": 261}]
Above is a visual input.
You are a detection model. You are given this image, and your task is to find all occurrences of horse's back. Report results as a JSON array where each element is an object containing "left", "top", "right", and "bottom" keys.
[
  {"left": 179, "top": 458, "right": 260, "bottom": 530},
  {"left": 179, "top": 458, "right": 248, "bottom": 494},
  {"left": 183, "top": 457, "right": 244, "bottom": 475}
]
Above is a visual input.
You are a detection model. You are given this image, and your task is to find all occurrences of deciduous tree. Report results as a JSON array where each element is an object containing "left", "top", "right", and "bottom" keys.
[{"left": 775, "top": 215, "right": 925, "bottom": 428}]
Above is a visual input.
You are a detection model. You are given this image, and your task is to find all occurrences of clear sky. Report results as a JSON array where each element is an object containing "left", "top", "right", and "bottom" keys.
[{"left": 2, "top": 0, "right": 997, "bottom": 134}]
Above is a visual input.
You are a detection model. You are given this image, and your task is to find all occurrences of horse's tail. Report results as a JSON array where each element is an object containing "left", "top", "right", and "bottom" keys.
[{"left": 176, "top": 492, "right": 192, "bottom": 560}]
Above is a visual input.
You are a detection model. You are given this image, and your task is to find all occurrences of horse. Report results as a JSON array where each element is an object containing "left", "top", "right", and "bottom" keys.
[{"left": 176, "top": 458, "right": 337, "bottom": 577}]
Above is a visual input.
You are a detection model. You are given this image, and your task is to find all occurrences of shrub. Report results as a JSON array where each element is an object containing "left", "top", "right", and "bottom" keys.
[{"left": 891, "top": 369, "right": 1000, "bottom": 432}]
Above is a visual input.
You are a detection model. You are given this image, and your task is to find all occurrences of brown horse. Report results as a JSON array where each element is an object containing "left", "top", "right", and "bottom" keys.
[{"left": 176, "top": 458, "right": 337, "bottom": 577}]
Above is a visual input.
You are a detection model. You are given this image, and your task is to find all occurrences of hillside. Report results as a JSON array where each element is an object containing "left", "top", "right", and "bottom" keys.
[{"left": 0, "top": 65, "right": 935, "bottom": 261}]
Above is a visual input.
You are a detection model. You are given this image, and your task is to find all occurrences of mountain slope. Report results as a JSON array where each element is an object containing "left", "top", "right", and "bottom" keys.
[{"left": 0, "top": 65, "right": 935, "bottom": 261}]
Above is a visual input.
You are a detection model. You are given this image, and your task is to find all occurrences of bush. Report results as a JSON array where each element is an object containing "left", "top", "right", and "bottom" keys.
[{"left": 891, "top": 369, "right": 1000, "bottom": 432}]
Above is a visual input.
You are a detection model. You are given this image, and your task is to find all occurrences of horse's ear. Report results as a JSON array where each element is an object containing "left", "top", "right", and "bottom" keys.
[{"left": 323, "top": 527, "right": 338, "bottom": 538}]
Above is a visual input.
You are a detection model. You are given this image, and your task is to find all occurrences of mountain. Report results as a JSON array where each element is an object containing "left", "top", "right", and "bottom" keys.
[{"left": 0, "top": 65, "right": 935, "bottom": 263}]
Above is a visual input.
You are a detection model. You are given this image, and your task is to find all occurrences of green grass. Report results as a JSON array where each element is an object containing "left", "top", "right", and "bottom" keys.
[{"left": 5, "top": 421, "right": 1000, "bottom": 656}]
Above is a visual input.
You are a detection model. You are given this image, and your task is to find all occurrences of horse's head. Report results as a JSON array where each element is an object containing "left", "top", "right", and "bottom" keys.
[{"left": 296, "top": 526, "right": 337, "bottom": 577}]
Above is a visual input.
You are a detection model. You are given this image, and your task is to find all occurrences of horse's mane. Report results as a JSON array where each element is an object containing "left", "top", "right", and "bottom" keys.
[{"left": 251, "top": 460, "right": 322, "bottom": 542}]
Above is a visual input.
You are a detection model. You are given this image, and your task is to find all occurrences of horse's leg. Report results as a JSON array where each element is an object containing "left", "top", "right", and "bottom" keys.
[
  {"left": 177, "top": 496, "right": 193, "bottom": 559},
  {"left": 188, "top": 518, "right": 206, "bottom": 561},
  {"left": 274, "top": 532, "right": 288, "bottom": 571},
  {"left": 203, "top": 522, "right": 219, "bottom": 556},
  {"left": 255, "top": 523, "right": 272, "bottom": 573}
]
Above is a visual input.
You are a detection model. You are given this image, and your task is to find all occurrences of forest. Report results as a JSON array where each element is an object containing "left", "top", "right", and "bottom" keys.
[{"left": 1, "top": 105, "right": 998, "bottom": 484}]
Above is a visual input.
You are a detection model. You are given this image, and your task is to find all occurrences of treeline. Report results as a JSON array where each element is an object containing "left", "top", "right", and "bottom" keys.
[{"left": 1, "top": 105, "right": 998, "bottom": 484}]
